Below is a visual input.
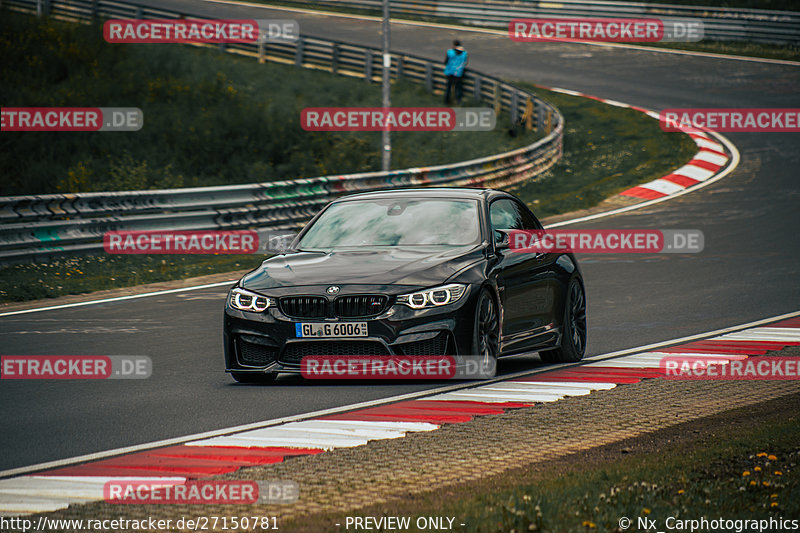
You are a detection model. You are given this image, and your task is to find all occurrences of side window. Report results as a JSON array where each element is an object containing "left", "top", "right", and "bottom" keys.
[{"left": 490, "top": 198, "right": 540, "bottom": 232}]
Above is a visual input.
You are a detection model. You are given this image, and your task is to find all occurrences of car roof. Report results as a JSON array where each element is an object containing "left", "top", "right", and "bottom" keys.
[{"left": 334, "top": 187, "right": 511, "bottom": 202}]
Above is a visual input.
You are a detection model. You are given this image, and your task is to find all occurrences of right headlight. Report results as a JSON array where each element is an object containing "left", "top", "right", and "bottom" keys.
[
  {"left": 396, "top": 284, "right": 467, "bottom": 309},
  {"left": 229, "top": 287, "right": 273, "bottom": 312}
]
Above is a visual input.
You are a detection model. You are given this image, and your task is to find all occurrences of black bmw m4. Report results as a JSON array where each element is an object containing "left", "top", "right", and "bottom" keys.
[{"left": 223, "top": 188, "right": 586, "bottom": 383}]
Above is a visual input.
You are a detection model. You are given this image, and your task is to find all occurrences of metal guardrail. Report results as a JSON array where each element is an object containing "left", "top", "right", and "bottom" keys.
[
  {"left": 240, "top": 0, "right": 800, "bottom": 44},
  {"left": 0, "top": 0, "right": 564, "bottom": 263}
]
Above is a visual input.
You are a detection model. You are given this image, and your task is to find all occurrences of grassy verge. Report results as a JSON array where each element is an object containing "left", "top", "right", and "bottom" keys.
[
  {"left": 0, "top": 255, "right": 254, "bottom": 302},
  {"left": 0, "top": 10, "right": 533, "bottom": 196},
  {"left": 510, "top": 84, "right": 697, "bottom": 218},
  {"left": 0, "top": 10, "right": 699, "bottom": 304},
  {"left": 0, "top": 85, "right": 698, "bottom": 303},
  {"left": 283, "top": 394, "right": 800, "bottom": 532}
]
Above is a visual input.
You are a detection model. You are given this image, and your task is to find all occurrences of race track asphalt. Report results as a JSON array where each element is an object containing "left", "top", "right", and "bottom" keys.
[{"left": 1, "top": 0, "right": 798, "bottom": 471}]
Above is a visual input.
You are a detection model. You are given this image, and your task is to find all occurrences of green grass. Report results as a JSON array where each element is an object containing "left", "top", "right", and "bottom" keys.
[
  {"left": 0, "top": 86, "right": 697, "bottom": 303},
  {"left": 426, "top": 413, "right": 799, "bottom": 532},
  {"left": 0, "top": 11, "right": 697, "bottom": 304},
  {"left": 0, "top": 83, "right": 697, "bottom": 303},
  {"left": 0, "top": 255, "right": 253, "bottom": 302},
  {"left": 281, "top": 399, "right": 800, "bottom": 533},
  {"left": 0, "top": 10, "right": 534, "bottom": 196},
  {"left": 510, "top": 84, "right": 697, "bottom": 218}
]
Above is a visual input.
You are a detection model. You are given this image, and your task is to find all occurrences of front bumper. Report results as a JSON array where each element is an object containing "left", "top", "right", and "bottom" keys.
[{"left": 223, "top": 285, "right": 478, "bottom": 374}]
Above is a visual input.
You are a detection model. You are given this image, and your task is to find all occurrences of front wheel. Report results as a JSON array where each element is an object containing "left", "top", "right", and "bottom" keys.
[
  {"left": 231, "top": 372, "right": 277, "bottom": 384},
  {"left": 540, "top": 277, "right": 586, "bottom": 363},
  {"left": 471, "top": 288, "right": 500, "bottom": 367}
]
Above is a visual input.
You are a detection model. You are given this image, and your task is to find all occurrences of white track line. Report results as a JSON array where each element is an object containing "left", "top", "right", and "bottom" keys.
[{"left": 0, "top": 281, "right": 234, "bottom": 318}]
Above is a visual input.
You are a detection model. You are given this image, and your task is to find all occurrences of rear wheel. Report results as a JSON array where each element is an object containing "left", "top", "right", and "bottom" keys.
[
  {"left": 539, "top": 278, "right": 586, "bottom": 363},
  {"left": 231, "top": 372, "right": 277, "bottom": 384},
  {"left": 472, "top": 288, "right": 500, "bottom": 366}
]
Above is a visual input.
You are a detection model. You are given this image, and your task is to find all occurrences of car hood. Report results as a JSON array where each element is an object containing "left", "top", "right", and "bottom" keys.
[{"left": 240, "top": 245, "right": 485, "bottom": 293}]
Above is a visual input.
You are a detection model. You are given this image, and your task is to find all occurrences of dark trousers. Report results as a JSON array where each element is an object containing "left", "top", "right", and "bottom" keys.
[{"left": 444, "top": 75, "right": 464, "bottom": 104}]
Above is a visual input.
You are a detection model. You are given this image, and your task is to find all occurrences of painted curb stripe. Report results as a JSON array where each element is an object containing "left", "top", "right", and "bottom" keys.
[
  {"left": 638, "top": 179, "right": 686, "bottom": 195},
  {"left": 661, "top": 174, "right": 701, "bottom": 188}
]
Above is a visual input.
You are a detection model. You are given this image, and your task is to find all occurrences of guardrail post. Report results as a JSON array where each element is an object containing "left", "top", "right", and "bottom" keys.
[
  {"left": 364, "top": 49, "right": 373, "bottom": 81},
  {"left": 525, "top": 97, "right": 535, "bottom": 131},
  {"left": 510, "top": 91, "right": 519, "bottom": 125},
  {"left": 331, "top": 43, "right": 339, "bottom": 74},
  {"left": 295, "top": 37, "right": 304, "bottom": 67},
  {"left": 90, "top": 0, "right": 99, "bottom": 21},
  {"left": 43, "top": 0, "right": 50, "bottom": 16},
  {"left": 135, "top": 6, "right": 143, "bottom": 18},
  {"left": 538, "top": 105, "right": 545, "bottom": 134},
  {"left": 425, "top": 63, "right": 433, "bottom": 93},
  {"left": 493, "top": 83, "right": 502, "bottom": 116},
  {"left": 473, "top": 76, "right": 482, "bottom": 102},
  {"left": 258, "top": 40, "right": 266, "bottom": 63},
  {"left": 396, "top": 55, "right": 403, "bottom": 79},
  {"left": 219, "top": 42, "right": 227, "bottom": 52}
]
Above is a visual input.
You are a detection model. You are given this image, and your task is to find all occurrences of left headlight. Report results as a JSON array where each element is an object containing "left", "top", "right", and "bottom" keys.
[
  {"left": 396, "top": 283, "right": 467, "bottom": 309},
  {"left": 229, "top": 287, "right": 274, "bottom": 312}
]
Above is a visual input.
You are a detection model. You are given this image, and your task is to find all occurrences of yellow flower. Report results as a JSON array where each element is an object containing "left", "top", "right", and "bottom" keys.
[
  {"left": 774, "top": 471, "right": 783, "bottom": 476},
  {"left": 743, "top": 471, "right": 751, "bottom": 476},
  {"left": 763, "top": 481, "right": 770, "bottom": 487},
  {"left": 677, "top": 490, "right": 685, "bottom": 495},
  {"left": 754, "top": 466, "right": 762, "bottom": 472},
  {"left": 750, "top": 481, "right": 757, "bottom": 486},
  {"left": 757, "top": 452, "right": 768, "bottom": 457},
  {"left": 768, "top": 455, "right": 777, "bottom": 461},
  {"left": 771, "top": 494, "right": 778, "bottom": 499},
  {"left": 771, "top": 502, "right": 779, "bottom": 508},
  {"left": 581, "top": 521, "right": 596, "bottom": 529},
  {"left": 643, "top": 509, "right": 651, "bottom": 515}
]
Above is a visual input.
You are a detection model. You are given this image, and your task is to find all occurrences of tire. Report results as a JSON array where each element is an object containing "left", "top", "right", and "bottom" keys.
[
  {"left": 471, "top": 288, "right": 500, "bottom": 366},
  {"left": 231, "top": 372, "right": 277, "bottom": 384},
  {"left": 539, "top": 277, "right": 586, "bottom": 363}
]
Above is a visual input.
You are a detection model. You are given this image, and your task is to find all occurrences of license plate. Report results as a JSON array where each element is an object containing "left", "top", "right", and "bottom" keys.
[{"left": 295, "top": 322, "right": 368, "bottom": 338}]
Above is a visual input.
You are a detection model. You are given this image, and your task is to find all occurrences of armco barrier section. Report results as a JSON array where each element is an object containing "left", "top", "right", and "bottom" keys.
[
  {"left": 0, "top": 0, "right": 564, "bottom": 263},
  {"left": 217, "top": 0, "right": 800, "bottom": 45}
]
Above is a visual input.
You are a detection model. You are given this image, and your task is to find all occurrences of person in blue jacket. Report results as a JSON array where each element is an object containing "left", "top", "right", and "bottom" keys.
[{"left": 443, "top": 40, "right": 468, "bottom": 105}]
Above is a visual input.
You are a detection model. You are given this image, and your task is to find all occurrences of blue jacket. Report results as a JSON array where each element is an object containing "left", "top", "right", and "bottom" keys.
[{"left": 444, "top": 47, "right": 468, "bottom": 77}]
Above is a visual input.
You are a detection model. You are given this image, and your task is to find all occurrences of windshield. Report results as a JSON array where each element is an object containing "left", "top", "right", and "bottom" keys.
[{"left": 298, "top": 198, "right": 482, "bottom": 248}]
